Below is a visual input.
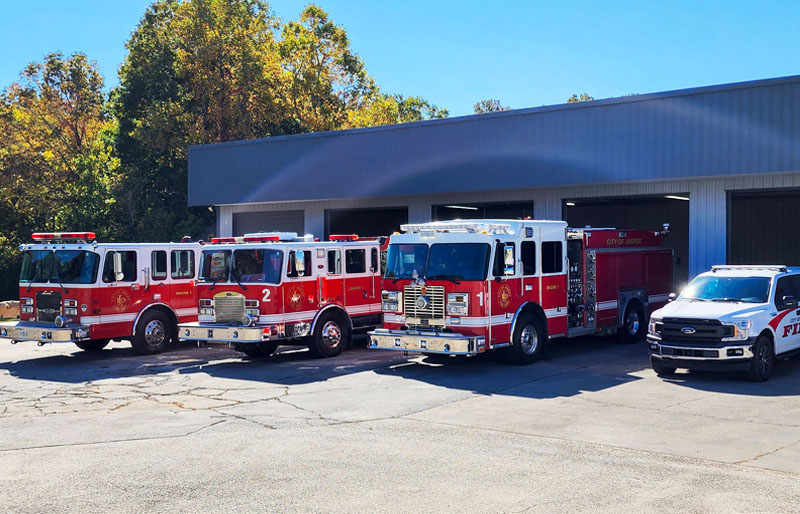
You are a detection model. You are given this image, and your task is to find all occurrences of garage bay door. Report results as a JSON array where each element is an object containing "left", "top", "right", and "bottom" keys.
[{"left": 729, "top": 191, "right": 800, "bottom": 266}]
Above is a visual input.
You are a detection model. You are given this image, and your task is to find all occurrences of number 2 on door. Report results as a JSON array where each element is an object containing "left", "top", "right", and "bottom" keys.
[{"left": 262, "top": 288, "right": 271, "bottom": 302}]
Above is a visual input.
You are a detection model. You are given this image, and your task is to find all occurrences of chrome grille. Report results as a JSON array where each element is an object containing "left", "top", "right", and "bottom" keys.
[
  {"left": 404, "top": 285, "right": 445, "bottom": 322},
  {"left": 214, "top": 295, "right": 245, "bottom": 323},
  {"left": 36, "top": 291, "right": 61, "bottom": 322}
]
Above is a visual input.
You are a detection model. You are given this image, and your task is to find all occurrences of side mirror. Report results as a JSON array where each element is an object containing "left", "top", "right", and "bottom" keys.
[
  {"left": 294, "top": 252, "right": 306, "bottom": 274},
  {"left": 668, "top": 292, "right": 677, "bottom": 302},
  {"left": 112, "top": 253, "right": 124, "bottom": 282},
  {"left": 503, "top": 246, "right": 515, "bottom": 276},
  {"left": 782, "top": 295, "right": 797, "bottom": 309}
]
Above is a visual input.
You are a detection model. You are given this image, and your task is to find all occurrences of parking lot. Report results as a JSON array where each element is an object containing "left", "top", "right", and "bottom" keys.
[{"left": 1, "top": 335, "right": 800, "bottom": 513}]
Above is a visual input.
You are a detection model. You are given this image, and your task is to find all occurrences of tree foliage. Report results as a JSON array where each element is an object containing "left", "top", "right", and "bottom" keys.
[
  {"left": 473, "top": 99, "right": 510, "bottom": 114},
  {"left": 567, "top": 93, "right": 594, "bottom": 103},
  {"left": 0, "top": 52, "right": 118, "bottom": 298}
]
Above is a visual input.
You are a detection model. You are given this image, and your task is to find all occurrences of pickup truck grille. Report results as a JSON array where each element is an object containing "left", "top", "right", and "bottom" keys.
[
  {"left": 660, "top": 317, "right": 734, "bottom": 344},
  {"left": 404, "top": 285, "right": 445, "bottom": 322},
  {"left": 214, "top": 294, "right": 245, "bottom": 324},
  {"left": 36, "top": 291, "right": 61, "bottom": 322}
]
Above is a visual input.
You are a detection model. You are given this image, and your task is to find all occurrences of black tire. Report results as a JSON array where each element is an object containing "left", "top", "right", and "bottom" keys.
[
  {"left": 234, "top": 341, "right": 279, "bottom": 358},
  {"left": 131, "top": 310, "right": 172, "bottom": 355},
  {"left": 74, "top": 339, "right": 110, "bottom": 352},
  {"left": 619, "top": 301, "right": 646, "bottom": 344},
  {"left": 650, "top": 355, "right": 676, "bottom": 377},
  {"left": 308, "top": 310, "right": 351, "bottom": 358},
  {"left": 506, "top": 313, "right": 545, "bottom": 365},
  {"left": 745, "top": 335, "right": 774, "bottom": 382}
]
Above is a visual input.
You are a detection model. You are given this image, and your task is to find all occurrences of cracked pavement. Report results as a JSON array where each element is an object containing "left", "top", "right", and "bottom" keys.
[{"left": 1, "top": 335, "right": 800, "bottom": 513}]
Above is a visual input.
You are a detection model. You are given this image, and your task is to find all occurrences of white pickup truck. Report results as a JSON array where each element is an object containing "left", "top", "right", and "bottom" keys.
[{"left": 648, "top": 265, "right": 800, "bottom": 382}]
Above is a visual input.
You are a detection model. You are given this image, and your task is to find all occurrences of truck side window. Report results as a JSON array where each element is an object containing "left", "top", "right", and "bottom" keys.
[
  {"left": 327, "top": 249, "right": 341, "bottom": 275},
  {"left": 102, "top": 251, "right": 137, "bottom": 283},
  {"left": 287, "top": 250, "right": 312, "bottom": 278},
  {"left": 171, "top": 250, "right": 195, "bottom": 279},
  {"left": 775, "top": 276, "right": 800, "bottom": 309},
  {"left": 345, "top": 249, "right": 366, "bottom": 274},
  {"left": 542, "top": 242, "right": 563, "bottom": 274},
  {"left": 151, "top": 251, "right": 167, "bottom": 281},
  {"left": 521, "top": 241, "right": 536, "bottom": 276}
]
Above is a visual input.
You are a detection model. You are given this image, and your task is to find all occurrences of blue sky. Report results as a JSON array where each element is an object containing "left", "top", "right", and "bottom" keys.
[{"left": 1, "top": 0, "right": 799, "bottom": 116}]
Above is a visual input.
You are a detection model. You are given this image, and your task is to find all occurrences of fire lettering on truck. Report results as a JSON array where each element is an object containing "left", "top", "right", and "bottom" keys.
[{"left": 546, "top": 284, "right": 559, "bottom": 290}]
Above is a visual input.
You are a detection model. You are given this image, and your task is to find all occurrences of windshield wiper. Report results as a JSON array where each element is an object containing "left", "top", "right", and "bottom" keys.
[
  {"left": 683, "top": 297, "right": 711, "bottom": 302},
  {"left": 232, "top": 273, "right": 248, "bottom": 291},
  {"left": 51, "top": 268, "right": 69, "bottom": 294},
  {"left": 208, "top": 276, "right": 226, "bottom": 291},
  {"left": 710, "top": 297, "right": 742, "bottom": 303},
  {"left": 25, "top": 269, "right": 44, "bottom": 292},
  {"left": 426, "top": 274, "right": 462, "bottom": 285}
]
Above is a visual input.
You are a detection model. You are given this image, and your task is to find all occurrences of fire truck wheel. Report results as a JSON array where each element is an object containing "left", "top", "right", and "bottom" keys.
[
  {"left": 619, "top": 302, "right": 646, "bottom": 344},
  {"left": 745, "top": 335, "right": 774, "bottom": 382},
  {"left": 308, "top": 311, "right": 351, "bottom": 358},
  {"left": 74, "top": 339, "right": 110, "bottom": 352},
  {"left": 507, "top": 314, "right": 544, "bottom": 365},
  {"left": 234, "top": 342, "right": 279, "bottom": 358},
  {"left": 131, "top": 311, "right": 172, "bottom": 355},
  {"left": 650, "top": 356, "right": 676, "bottom": 377}
]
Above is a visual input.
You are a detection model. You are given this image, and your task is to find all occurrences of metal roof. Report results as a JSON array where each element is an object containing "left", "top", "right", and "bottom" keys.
[{"left": 188, "top": 75, "right": 800, "bottom": 206}]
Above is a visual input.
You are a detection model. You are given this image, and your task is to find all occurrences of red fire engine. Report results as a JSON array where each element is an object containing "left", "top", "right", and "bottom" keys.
[
  {"left": 368, "top": 220, "right": 673, "bottom": 364},
  {"left": 177, "top": 232, "right": 383, "bottom": 357},
  {"left": 0, "top": 232, "right": 200, "bottom": 354}
]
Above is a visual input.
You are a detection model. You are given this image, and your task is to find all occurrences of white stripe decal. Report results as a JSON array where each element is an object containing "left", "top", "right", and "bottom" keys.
[
  {"left": 648, "top": 294, "right": 670, "bottom": 303},
  {"left": 544, "top": 307, "right": 568, "bottom": 318},
  {"left": 176, "top": 308, "right": 198, "bottom": 316},
  {"left": 80, "top": 316, "right": 100, "bottom": 324},
  {"left": 596, "top": 301, "right": 618, "bottom": 310}
]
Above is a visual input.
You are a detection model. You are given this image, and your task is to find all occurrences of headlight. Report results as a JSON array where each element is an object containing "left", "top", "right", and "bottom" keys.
[
  {"left": 21, "top": 306, "right": 34, "bottom": 314},
  {"left": 64, "top": 299, "right": 78, "bottom": 308},
  {"left": 245, "top": 299, "right": 259, "bottom": 308},
  {"left": 381, "top": 290, "right": 402, "bottom": 312},
  {"left": 447, "top": 293, "right": 469, "bottom": 316},
  {"left": 200, "top": 307, "right": 214, "bottom": 316},
  {"left": 648, "top": 317, "right": 662, "bottom": 337},
  {"left": 20, "top": 297, "right": 33, "bottom": 305},
  {"left": 64, "top": 307, "right": 78, "bottom": 316},
  {"left": 199, "top": 298, "right": 212, "bottom": 307},
  {"left": 723, "top": 320, "right": 751, "bottom": 341},
  {"left": 246, "top": 308, "right": 260, "bottom": 317}
]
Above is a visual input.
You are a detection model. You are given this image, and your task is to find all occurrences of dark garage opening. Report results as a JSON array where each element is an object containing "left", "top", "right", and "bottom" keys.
[
  {"left": 729, "top": 191, "right": 800, "bottom": 266},
  {"left": 432, "top": 201, "right": 534, "bottom": 221},
  {"left": 233, "top": 210, "right": 304, "bottom": 236},
  {"left": 325, "top": 207, "right": 409, "bottom": 238},
  {"left": 564, "top": 196, "right": 689, "bottom": 287}
]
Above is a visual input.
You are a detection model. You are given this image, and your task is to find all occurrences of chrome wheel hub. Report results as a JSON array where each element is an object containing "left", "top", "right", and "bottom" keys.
[
  {"left": 144, "top": 320, "right": 166, "bottom": 345},
  {"left": 321, "top": 321, "right": 342, "bottom": 348},
  {"left": 626, "top": 310, "right": 640, "bottom": 335},
  {"left": 520, "top": 324, "right": 538, "bottom": 355}
]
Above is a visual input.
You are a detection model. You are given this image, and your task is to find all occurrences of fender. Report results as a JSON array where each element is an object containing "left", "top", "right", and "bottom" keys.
[
  {"left": 131, "top": 302, "right": 179, "bottom": 336},
  {"left": 617, "top": 289, "right": 648, "bottom": 328},
  {"left": 509, "top": 301, "right": 546, "bottom": 344},
  {"left": 310, "top": 303, "right": 353, "bottom": 335}
]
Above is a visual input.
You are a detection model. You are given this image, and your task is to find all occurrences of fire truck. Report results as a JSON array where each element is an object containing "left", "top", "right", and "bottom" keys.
[
  {"left": 0, "top": 232, "right": 201, "bottom": 354},
  {"left": 368, "top": 220, "right": 673, "bottom": 364},
  {"left": 177, "top": 232, "right": 383, "bottom": 358}
]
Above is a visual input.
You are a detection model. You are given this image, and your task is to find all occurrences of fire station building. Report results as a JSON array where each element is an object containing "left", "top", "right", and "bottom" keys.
[{"left": 188, "top": 75, "right": 800, "bottom": 286}]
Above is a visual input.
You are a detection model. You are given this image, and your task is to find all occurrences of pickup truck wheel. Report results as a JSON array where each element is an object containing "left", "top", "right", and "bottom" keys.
[
  {"left": 308, "top": 311, "right": 351, "bottom": 358},
  {"left": 131, "top": 311, "right": 172, "bottom": 355},
  {"left": 745, "top": 335, "right": 774, "bottom": 382},
  {"left": 234, "top": 342, "right": 279, "bottom": 358},
  {"left": 506, "top": 313, "right": 544, "bottom": 365},
  {"left": 650, "top": 355, "right": 676, "bottom": 377},
  {"left": 619, "top": 302, "right": 646, "bottom": 344},
  {"left": 74, "top": 339, "right": 110, "bottom": 352}
]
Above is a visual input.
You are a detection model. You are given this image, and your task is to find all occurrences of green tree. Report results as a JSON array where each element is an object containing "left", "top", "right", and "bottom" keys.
[
  {"left": 0, "top": 52, "right": 118, "bottom": 299},
  {"left": 567, "top": 93, "right": 594, "bottom": 103},
  {"left": 473, "top": 99, "right": 510, "bottom": 114}
]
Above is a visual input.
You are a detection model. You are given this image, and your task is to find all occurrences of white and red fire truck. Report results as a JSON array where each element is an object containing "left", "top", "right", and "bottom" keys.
[
  {"left": 177, "top": 232, "right": 383, "bottom": 358},
  {"left": 0, "top": 232, "right": 200, "bottom": 354},
  {"left": 368, "top": 220, "right": 673, "bottom": 364}
]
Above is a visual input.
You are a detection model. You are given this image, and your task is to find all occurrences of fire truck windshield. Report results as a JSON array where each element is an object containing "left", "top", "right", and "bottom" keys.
[
  {"left": 20, "top": 250, "right": 99, "bottom": 284},
  {"left": 231, "top": 249, "right": 283, "bottom": 284},
  {"left": 199, "top": 250, "right": 231, "bottom": 283},
  {"left": 385, "top": 243, "right": 490, "bottom": 281},
  {"left": 680, "top": 276, "right": 771, "bottom": 303}
]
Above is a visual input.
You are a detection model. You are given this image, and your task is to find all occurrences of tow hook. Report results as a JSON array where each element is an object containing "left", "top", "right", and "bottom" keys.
[
  {"left": 37, "top": 341, "right": 48, "bottom": 347},
  {"left": 10, "top": 340, "right": 17, "bottom": 345}
]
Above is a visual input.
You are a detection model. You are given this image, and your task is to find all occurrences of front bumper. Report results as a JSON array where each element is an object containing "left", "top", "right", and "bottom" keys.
[
  {"left": 178, "top": 322, "right": 279, "bottom": 344},
  {"left": 648, "top": 335, "right": 755, "bottom": 370},
  {"left": 0, "top": 321, "right": 91, "bottom": 343},
  {"left": 367, "top": 328, "right": 485, "bottom": 356}
]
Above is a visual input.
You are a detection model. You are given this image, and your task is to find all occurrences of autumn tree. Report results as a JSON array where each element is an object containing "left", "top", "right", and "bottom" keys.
[
  {"left": 348, "top": 93, "right": 448, "bottom": 128},
  {"left": 473, "top": 99, "right": 510, "bottom": 114},
  {"left": 0, "top": 52, "right": 118, "bottom": 298}
]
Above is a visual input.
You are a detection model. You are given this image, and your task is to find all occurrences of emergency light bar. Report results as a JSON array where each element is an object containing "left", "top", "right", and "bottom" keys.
[
  {"left": 329, "top": 234, "right": 359, "bottom": 241},
  {"left": 712, "top": 265, "right": 788, "bottom": 272},
  {"left": 32, "top": 232, "right": 96, "bottom": 242},
  {"left": 211, "top": 232, "right": 316, "bottom": 244},
  {"left": 243, "top": 235, "right": 280, "bottom": 243},
  {"left": 401, "top": 222, "right": 513, "bottom": 235}
]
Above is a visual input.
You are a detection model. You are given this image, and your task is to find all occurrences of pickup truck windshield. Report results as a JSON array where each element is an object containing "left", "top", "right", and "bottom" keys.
[
  {"left": 680, "top": 276, "right": 771, "bottom": 303},
  {"left": 384, "top": 243, "right": 490, "bottom": 281},
  {"left": 199, "top": 250, "right": 231, "bottom": 282}
]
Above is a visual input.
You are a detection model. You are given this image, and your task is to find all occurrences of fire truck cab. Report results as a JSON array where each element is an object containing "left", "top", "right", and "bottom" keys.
[
  {"left": 177, "top": 232, "right": 382, "bottom": 358},
  {"left": 0, "top": 232, "right": 200, "bottom": 354},
  {"left": 368, "top": 220, "right": 672, "bottom": 364}
]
